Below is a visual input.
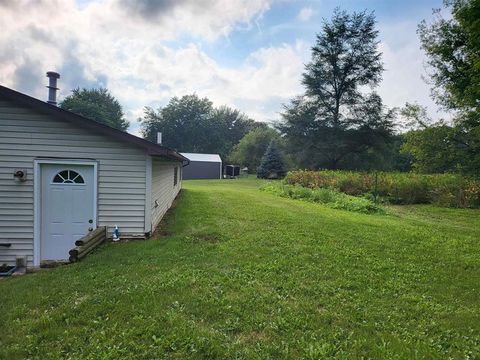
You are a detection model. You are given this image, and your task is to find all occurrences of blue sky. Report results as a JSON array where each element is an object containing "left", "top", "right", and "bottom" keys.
[
  {"left": 0, "top": 0, "right": 446, "bottom": 135},
  {"left": 205, "top": 0, "right": 439, "bottom": 64}
]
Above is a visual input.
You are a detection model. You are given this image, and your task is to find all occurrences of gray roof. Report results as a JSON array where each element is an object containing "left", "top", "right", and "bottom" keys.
[
  {"left": 180, "top": 153, "right": 222, "bottom": 163},
  {"left": 0, "top": 85, "right": 188, "bottom": 162}
]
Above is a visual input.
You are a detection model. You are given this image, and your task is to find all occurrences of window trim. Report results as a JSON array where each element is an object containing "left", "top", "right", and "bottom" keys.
[{"left": 52, "top": 169, "right": 85, "bottom": 185}]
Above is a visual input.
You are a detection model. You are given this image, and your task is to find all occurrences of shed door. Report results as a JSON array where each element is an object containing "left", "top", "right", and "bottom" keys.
[{"left": 40, "top": 164, "right": 95, "bottom": 261}]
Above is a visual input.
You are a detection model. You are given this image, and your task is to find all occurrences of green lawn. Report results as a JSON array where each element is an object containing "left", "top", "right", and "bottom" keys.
[{"left": 1, "top": 178, "right": 479, "bottom": 359}]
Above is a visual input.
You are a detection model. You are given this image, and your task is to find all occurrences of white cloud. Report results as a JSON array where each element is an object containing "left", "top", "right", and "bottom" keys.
[
  {"left": 116, "top": 40, "right": 307, "bottom": 133},
  {"left": 0, "top": 0, "right": 448, "bottom": 138},
  {"left": 377, "top": 20, "right": 450, "bottom": 121},
  {"left": 297, "top": 7, "right": 314, "bottom": 22},
  {"left": 113, "top": 0, "right": 272, "bottom": 42},
  {"left": 0, "top": 0, "right": 288, "bottom": 134}
]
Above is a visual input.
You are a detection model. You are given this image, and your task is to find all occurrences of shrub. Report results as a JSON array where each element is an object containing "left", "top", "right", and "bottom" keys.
[
  {"left": 260, "top": 182, "right": 384, "bottom": 214},
  {"left": 284, "top": 170, "right": 480, "bottom": 208}
]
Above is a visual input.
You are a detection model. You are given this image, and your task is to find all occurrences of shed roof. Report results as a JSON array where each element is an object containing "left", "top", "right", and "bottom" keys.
[
  {"left": 0, "top": 85, "right": 188, "bottom": 162},
  {"left": 180, "top": 153, "right": 222, "bottom": 163}
]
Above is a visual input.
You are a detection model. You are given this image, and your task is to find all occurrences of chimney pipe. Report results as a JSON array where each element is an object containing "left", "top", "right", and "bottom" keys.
[
  {"left": 157, "top": 132, "right": 162, "bottom": 145},
  {"left": 46, "top": 71, "right": 60, "bottom": 106}
]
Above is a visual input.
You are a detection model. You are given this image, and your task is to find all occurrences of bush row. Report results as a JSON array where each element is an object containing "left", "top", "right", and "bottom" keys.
[
  {"left": 284, "top": 170, "right": 480, "bottom": 208},
  {"left": 260, "top": 182, "right": 384, "bottom": 214}
]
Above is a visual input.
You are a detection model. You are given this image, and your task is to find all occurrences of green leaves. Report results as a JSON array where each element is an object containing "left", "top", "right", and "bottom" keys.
[
  {"left": 140, "top": 95, "right": 264, "bottom": 158},
  {"left": 413, "top": 0, "right": 480, "bottom": 178},
  {"left": 60, "top": 88, "right": 129, "bottom": 131},
  {"left": 228, "top": 127, "right": 283, "bottom": 172},
  {"left": 418, "top": 0, "right": 480, "bottom": 114}
]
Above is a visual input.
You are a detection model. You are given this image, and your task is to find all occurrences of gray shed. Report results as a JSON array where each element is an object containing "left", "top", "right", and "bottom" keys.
[
  {"left": 181, "top": 153, "right": 222, "bottom": 180},
  {"left": 0, "top": 84, "right": 188, "bottom": 268}
]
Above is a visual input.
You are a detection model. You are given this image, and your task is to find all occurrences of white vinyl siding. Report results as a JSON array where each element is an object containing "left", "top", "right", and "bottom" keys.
[
  {"left": 150, "top": 158, "right": 182, "bottom": 232},
  {"left": 0, "top": 99, "right": 147, "bottom": 267}
]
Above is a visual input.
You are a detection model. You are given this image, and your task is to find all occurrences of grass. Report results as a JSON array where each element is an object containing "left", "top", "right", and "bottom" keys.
[{"left": 1, "top": 177, "right": 479, "bottom": 359}]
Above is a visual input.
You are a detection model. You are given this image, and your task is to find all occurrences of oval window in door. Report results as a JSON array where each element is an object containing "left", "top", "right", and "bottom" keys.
[{"left": 52, "top": 170, "right": 85, "bottom": 184}]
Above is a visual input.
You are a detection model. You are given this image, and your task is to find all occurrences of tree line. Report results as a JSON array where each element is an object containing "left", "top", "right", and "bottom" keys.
[{"left": 60, "top": 0, "right": 479, "bottom": 178}]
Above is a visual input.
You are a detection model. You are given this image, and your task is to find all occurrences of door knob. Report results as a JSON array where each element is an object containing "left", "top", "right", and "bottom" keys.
[{"left": 88, "top": 219, "right": 93, "bottom": 223}]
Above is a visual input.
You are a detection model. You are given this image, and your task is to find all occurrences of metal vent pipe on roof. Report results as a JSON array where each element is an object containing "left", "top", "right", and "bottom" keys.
[
  {"left": 46, "top": 71, "right": 60, "bottom": 106},
  {"left": 157, "top": 132, "right": 162, "bottom": 145}
]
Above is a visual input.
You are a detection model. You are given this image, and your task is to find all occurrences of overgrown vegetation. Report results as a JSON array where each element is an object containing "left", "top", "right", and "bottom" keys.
[
  {"left": 260, "top": 182, "right": 383, "bottom": 214},
  {"left": 1, "top": 178, "right": 479, "bottom": 358},
  {"left": 285, "top": 170, "right": 480, "bottom": 208}
]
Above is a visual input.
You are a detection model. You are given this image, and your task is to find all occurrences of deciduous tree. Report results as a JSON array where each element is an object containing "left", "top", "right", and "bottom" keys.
[
  {"left": 228, "top": 127, "right": 281, "bottom": 172},
  {"left": 60, "top": 88, "right": 129, "bottom": 131},
  {"left": 402, "top": 0, "right": 480, "bottom": 177},
  {"left": 141, "top": 94, "right": 263, "bottom": 159}
]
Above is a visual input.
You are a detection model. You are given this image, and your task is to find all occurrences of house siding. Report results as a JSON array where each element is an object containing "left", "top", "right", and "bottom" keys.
[
  {"left": 150, "top": 158, "right": 182, "bottom": 232},
  {"left": 0, "top": 98, "right": 147, "bottom": 267}
]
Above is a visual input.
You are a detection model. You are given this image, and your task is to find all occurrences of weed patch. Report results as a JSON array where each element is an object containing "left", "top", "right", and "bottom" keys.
[
  {"left": 285, "top": 170, "right": 480, "bottom": 207},
  {"left": 260, "top": 182, "right": 384, "bottom": 214}
]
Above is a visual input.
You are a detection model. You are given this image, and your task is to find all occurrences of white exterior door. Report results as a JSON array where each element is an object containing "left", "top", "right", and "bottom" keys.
[{"left": 40, "top": 164, "right": 95, "bottom": 261}]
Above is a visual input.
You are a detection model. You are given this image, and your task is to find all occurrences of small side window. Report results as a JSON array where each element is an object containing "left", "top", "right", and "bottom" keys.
[{"left": 174, "top": 167, "right": 178, "bottom": 186}]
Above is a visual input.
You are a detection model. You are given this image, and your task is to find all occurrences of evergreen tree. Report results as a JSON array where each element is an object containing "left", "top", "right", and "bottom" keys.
[
  {"left": 278, "top": 9, "right": 395, "bottom": 170},
  {"left": 257, "top": 140, "right": 287, "bottom": 179}
]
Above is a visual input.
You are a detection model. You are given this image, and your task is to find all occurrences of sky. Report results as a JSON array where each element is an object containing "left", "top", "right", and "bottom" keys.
[{"left": 0, "top": 0, "right": 447, "bottom": 136}]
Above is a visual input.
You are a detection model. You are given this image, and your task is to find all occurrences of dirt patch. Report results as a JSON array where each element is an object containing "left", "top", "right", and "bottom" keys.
[{"left": 193, "top": 233, "right": 222, "bottom": 243}]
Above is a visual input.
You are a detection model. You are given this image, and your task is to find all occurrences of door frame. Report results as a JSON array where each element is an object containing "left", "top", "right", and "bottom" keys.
[{"left": 33, "top": 159, "right": 98, "bottom": 266}]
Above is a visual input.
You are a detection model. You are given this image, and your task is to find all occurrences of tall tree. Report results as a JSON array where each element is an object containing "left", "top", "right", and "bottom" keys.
[
  {"left": 418, "top": 0, "right": 480, "bottom": 119},
  {"left": 404, "top": 0, "right": 480, "bottom": 177},
  {"left": 60, "top": 88, "right": 129, "bottom": 131},
  {"left": 141, "top": 94, "right": 262, "bottom": 159},
  {"left": 211, "top": 106, "right": 266, "bottom": 158},
  {"left": 279, "top": 9, "right": 394, "bottom": 170}
]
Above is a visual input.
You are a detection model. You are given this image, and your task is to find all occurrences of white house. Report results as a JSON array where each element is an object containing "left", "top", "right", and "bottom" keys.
[{"left": 0, "top": 82, "right": 187, "bottom": 268}]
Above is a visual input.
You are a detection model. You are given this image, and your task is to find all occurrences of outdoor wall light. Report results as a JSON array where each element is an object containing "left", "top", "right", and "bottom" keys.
[{"left": 13, "top": 169, "right": 27, "bottom": 182}]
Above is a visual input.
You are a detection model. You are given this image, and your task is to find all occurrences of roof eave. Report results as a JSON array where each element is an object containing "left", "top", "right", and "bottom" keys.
[{"left": 0, "top": 85, "right": 185, "bottom": 162}]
